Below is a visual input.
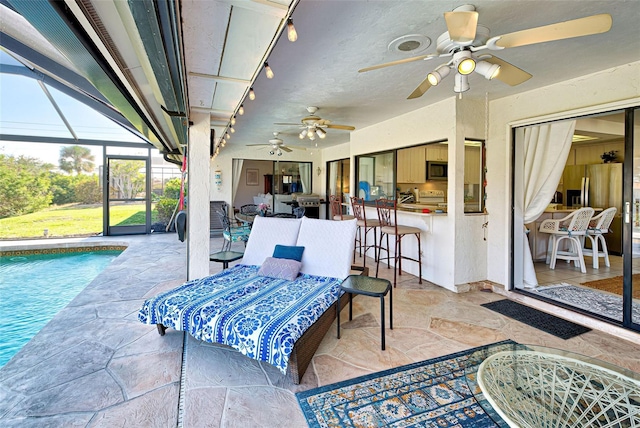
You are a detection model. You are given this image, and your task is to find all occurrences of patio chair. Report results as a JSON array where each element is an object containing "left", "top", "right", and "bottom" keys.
[
  {"left": 539, "top": 207, "right": 594, "bottom": 273},
  {"left": 217, "top": 205, "right": 251, "bottom": 251},
  {"left": 583, "top": 207, "right": 617, "bottom": 269}
]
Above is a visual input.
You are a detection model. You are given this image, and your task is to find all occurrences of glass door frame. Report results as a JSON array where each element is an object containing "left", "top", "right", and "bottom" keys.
[
  {"left": 103, "top": 154, "right": 151, "bottom": 236},
  {"left": 623, "top": 107, "right": 639, "bottom": 330}
]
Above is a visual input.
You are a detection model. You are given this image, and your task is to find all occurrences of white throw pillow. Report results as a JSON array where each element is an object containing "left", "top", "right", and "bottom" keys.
[
  {"left": 296, "top": 217, "right": 357, "bottom": 279},
  {"left": 241, "top": 216, "right": 302, "bottom": 266}
]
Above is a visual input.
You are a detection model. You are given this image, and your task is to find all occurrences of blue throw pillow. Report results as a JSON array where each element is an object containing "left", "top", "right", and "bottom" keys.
[{"left": 273, "top": 245, "right": 305, "bottom": 262}]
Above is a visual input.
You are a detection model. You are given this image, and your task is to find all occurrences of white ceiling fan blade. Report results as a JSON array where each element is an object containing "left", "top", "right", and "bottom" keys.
[
  {"left": 246, "top": 144, "right": 269, "bottom": 147},
  {"left": 358, "top": 54, "right": 437, "bottom": 73},
  {"left": 326, "top": 124, "right": 355, "bottom": 131},
  {"left": 287, "top": 146, "right": 306, "bottom": 151},
  {"left": 407, "top": 75, "right": 432, "bottom": 99},
  {"left": 481, "top": 55, "right": 532, "bottom": 86},
  {"left": 444, "top": 11, "right": 479, "bottom": 45},
  {"left": 493, "top": 14, "right": 612, "bottom": 49},
  {"left": 274, "top": 122, "right": 303, "bottom": 126}
]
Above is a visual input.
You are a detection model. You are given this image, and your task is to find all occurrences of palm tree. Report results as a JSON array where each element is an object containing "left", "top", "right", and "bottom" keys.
[{"left": 59, "top": 145, "right": 95, "bottom": 175}]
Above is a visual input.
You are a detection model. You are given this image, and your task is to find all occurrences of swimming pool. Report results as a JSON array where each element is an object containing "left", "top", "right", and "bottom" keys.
[{"left": 0, "top": 248, "right": 123, "bottom": 367}]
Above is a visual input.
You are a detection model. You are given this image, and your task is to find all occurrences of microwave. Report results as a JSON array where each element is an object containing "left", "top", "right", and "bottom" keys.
[{"left": 426, "top": 161, "right": 448, "bottom": 180}]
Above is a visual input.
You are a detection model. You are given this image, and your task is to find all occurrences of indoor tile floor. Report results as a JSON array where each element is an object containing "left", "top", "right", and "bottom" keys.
[{"left": 1, "top": 235, "right": 639, "bottom": 427}]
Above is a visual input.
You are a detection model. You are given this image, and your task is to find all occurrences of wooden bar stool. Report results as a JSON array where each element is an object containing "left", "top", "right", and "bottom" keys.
[
  {"left": 375, "top": 198, "right": 422, "bottom": 287},
  {"left": 350, "top": 196, "right": 380, "bottom": 268}
]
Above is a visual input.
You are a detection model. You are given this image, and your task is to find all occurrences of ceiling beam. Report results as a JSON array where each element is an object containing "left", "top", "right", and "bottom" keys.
[{"left": 188, "top": 71, "right": 251, "bottom": 85}]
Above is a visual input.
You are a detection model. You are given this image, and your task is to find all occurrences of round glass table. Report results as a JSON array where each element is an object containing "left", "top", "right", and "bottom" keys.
[{"left": 465, "top": 344, "right": 640, "bottom": 428}]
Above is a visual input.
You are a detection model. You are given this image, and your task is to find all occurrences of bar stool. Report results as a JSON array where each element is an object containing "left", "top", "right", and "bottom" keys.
[
  {"left": 350, "top": 196, "right": 380, "bottom": 268},
  {"left": 375, "top": 198, "right": 422, "bottom": 287},
  {"left": 329, "top": 195, "right": 354, "bottom": 220}
]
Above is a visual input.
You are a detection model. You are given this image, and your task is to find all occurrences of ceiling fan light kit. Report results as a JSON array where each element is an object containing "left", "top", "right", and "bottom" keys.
[
  {"left": 277, "top": 106, "right": 356, "bottom": 143},
  {"left": 358, "top": 4, "right": 612, "bottom": 99}
]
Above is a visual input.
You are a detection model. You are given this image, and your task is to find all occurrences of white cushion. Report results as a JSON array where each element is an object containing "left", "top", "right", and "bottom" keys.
[
  {"left": 296, "top": 217, "right": 357, "bottom": 279},
  {"left": 241, "top": 216, "right": 302, "bottom": 266}
]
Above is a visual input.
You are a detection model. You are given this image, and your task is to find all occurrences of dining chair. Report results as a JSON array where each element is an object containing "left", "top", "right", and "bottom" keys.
[
  {"left": 293, "top": 206, "right": 306, "bottom": 218},
  {"left": 329, "top": 195, "right": 354, "bottom": 220},
  {"left": 350, "top": 196, "right": 380, "bottom": 268},
  {"left": 375, "top": 198, "right": 422, "bottom": 287},
  {"left": 539, "top": 207, "right": 594, "bottom": 273},
  {"left": 217, "top": 205, "right": 251, "bottom": 251},
  {"left": 582, "top": 207, "right": 617, "bottom": 269}
]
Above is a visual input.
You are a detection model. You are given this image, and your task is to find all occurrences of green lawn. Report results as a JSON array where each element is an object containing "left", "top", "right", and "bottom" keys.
[{"left": 0, "top": 204, "right": 158, "bottom": 239}]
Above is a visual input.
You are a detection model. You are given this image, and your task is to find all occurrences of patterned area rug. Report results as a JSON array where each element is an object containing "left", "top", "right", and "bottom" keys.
[
  {"left": 297, "top": 341, "right": 516, "bottom": 428},
  {"left": 533, "top": 283, "right": 640, "bottom": 322},
  {"left": 580, "top": 274, "right": 640, "bottom": 299}
]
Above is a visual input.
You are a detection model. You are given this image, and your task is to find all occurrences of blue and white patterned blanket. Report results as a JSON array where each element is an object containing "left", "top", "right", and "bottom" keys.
[{"left": 138, "top": 265, "right": 342, "bottom": 374}]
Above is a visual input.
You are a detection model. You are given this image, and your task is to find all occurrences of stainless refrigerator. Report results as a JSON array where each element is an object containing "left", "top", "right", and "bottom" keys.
[{"left": 563, "top": 163, "right": 623, "bottom": 255}]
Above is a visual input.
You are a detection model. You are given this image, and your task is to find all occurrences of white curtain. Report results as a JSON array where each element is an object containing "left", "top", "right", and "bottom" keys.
[
  {"left": 298, "top": 163, "right": 311, "bottom": 194},
  {"left": 232, "top": 159, "right": 244, "bottom": 204},
  {"left": 518, "top": 120, "right": 576, "bottom": 287}
]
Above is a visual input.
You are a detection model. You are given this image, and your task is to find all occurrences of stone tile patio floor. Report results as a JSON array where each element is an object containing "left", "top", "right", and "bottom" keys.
[{"left": 1, "top": 233, "right": 639, "bottom": 427}]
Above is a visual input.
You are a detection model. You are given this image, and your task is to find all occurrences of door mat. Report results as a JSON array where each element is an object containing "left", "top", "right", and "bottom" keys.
[
  {"left": 581, "top": 274, "right": 640, "bottom": 299},
  {"left": 481, "top": 299, "right": 591, "bottom": 339},
  {"left": 297, "top": 341, "right": 516, "bottom": 428}
]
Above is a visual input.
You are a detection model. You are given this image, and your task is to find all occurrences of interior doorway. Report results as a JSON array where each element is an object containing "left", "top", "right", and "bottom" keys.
[{"left": 512, "top": 108, "right": 639, "bottom": 331}]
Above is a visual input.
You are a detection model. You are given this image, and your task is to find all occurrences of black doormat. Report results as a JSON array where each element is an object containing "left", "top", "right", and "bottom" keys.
[{"left": 481, "top": 299, "right": 591, "bottom": 339}]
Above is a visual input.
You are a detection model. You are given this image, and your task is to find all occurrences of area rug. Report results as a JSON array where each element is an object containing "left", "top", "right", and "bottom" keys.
[
  {"left": 580, "top": 274, "right": 640, "bottom": 299},
  {"left": 297, "top": 341, "right": 516, "bottom": 428},
  {"left": 533, "top": 283, "right": 640, "bottom": 322},
  {"left": 481, "top": 299, "right": 591, "bottom": 339}
]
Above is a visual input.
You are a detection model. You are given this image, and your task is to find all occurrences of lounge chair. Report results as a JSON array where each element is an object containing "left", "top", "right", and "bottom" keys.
[{"left": 138, "top": 216, "right": 357, "bottom": 383}]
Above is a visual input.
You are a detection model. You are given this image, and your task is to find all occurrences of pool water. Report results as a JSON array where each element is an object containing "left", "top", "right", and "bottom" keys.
[{"left": 0, "top": 250, "right": 122, "bottom": 367}]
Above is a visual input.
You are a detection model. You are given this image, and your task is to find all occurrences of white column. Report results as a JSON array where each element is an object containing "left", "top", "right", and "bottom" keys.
[{"left": 187, "top": 112, "right": 211, "bottom": 279}]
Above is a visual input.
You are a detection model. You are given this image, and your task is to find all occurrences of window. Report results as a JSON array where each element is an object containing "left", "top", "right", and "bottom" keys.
[
  {"left": 464, "top": 139, "right": 485, "bottom": 213},
  {"left": 355, "top": 151, "right": 395, "bottom": 202}
]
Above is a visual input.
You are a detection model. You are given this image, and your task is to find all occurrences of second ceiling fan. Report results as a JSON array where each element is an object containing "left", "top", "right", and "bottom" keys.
[
  {"left": 275, "top": 106, "right": 355, "bottom": 142},
  {"left": 359, "top": 5, "right": 612, "bottom": 99}
]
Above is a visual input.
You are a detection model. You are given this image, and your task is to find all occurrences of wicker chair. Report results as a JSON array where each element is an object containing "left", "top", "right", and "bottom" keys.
[
  {"left": 539, "top": 207, "right": 594, "bottom": 273},
  {"left": 583, "top": 207, "right": 617, "bottom": 269}
]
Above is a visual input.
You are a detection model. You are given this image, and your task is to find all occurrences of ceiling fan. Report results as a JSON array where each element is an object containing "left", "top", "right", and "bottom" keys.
[
  {"left": 359, "top": 5, "right": 612, "bottom": 99},
  {"left": 274, "top": 106, "right": 356, "bottom": 142},
  {"left": 246, "top": 132, "right": 306, "bottom": 156}
]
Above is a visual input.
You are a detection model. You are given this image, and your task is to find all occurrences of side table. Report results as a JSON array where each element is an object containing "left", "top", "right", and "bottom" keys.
[
  {"left": 209, "top": 250, "right": 244, "bottom": 269},
  {"left": 337, "top": 274, "right": 392, "bottom": 350}
]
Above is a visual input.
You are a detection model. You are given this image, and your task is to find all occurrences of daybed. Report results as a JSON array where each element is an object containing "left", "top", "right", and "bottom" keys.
[{"left": 138, "top": 216, "right": 357, "bottom": 384}]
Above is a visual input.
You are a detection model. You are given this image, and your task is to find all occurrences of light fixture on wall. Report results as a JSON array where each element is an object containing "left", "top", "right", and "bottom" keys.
[
  {"left": 316, "top": 166, "right": 322, "bottom": 176},
  {"left": 287, "top": 18, "right": 298, "bottom": 42},
  {"left": 264, "top": 63, "right": 274, "bottom": 79}
]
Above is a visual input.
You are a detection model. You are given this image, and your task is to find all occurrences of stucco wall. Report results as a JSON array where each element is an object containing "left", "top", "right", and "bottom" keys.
[{"left": 486, "top": 61, "right": 640, "bottom": 287}]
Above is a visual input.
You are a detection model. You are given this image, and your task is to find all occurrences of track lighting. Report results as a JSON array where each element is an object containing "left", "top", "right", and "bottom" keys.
[
  {"left": 230, "top": 127, "right": 235, "bottom": 133},
  {"left": 475, "top": 61, "right": 501, "bottom": 80},
  {"left": 316, "top": 128, "right": 326, "bottom": 139},
  {"left": 238, "top": 105, "right": 244, "bottom": 115},
  {"left": 454, "top": 50, "right": 475, "bottom": 75},
  {"left": 231, "top": 116, "right": 236, "bottom": 125},
  {"left": 287, "top": 18, "right": 297, "bottom": 42},
  {"left": 264, "top": 63, "right": 274, "bottom": 79},
  {"left": 249, "top": 88, "right": 255, "bottom": 100},
  {"left": 221, "top": 139, "right": 226, "bottom": 147},
  {"left": 225, "top": 132, "right": 230, "bottom": 139},
  {"left": 427, "top": 64, "right": 451, "bottom": 86}
]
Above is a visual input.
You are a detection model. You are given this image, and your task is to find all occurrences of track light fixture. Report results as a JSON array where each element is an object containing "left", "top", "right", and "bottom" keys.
[
  {"left": 221, "top": 139, "right": 226, "bottom": 147},
  {"left": 287, "top": 18, "right": 297, "bottom": 42},
  {"left": 427, "top": 64, "right": 451, "bottom": 86},
  {"left": 230, "top": 116, "right": 236, "bottom": 125},
  {"left": 454, "top": 50, "right": 475, "bottom": 75},
  {"left": 264, "top": 63, "right": 274, "bottom": 79},
  {"left": 249, "top": 88, "right": 255, "bottom": 100},
  {"left": 475, "top": 61, "right": 501, "bottom": 80},
  {"left": 225, "top": 132, "right": 230, "bottom": 139},
  {"left": 238, "top": 105, "right": 244, "bottom": 115}
]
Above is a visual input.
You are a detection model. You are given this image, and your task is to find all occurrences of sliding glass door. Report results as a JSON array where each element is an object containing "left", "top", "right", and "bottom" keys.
[{"left": 627, "top": 108, "right": 639, "bottom": 328}]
